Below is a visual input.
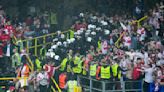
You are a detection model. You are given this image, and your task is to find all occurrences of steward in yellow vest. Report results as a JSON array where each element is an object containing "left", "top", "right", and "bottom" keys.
[
  {"left": 111, "top": 61, "right": 121, "bottom": 80},
  {"left": 99, "top": 62, "right": 112, "bottom": 80},
  {"left": 60, "top": 57, "right": 68, "bottom": 72},
  {"left": 35, "top": 57, "right": 42, "bottom": 71},
  {"left": 89, "top": 62, "right": 97, "bottom": 77},
  {"left": 67, "top": 28, "right": 74, "bottom": 39},
  {"left": 72, "top": 55, "right": 83, "bottom": 74}
]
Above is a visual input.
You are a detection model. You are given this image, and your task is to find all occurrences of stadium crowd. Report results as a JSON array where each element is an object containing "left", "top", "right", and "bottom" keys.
[{"left": 0, "top": 1, "right": 164, "bottom": 92}]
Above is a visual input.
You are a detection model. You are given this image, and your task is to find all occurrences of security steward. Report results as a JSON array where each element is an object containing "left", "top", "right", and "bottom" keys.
[
  {"left": 59, "top": 72, "right": 67, "bottom": 92},
  {"left": 89, "top": 61, "right": 98, "bottom": 79},
  {"left": 72, "top": 54, "right": 83, "bottom": 79}
]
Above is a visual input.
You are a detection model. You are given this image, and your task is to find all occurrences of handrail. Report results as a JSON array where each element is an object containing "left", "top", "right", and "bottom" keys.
[
  {"left": 21, "top": 30, "right": 69, "bottom": 42},
  {"left": 78, "top": 75, "right": 142, "bottom": 92},
  {"left": 22, "top": 30, "right": 70, "bottom": 56},
  {"left": 0, "top": 77, "right": 28, "bottom": 80},
  {"left": 51, "top": 77, "right": 61, "bottom": 92},
  {"left": 115, "top": 16, "right": 148, "bottom": 48},
  {"left": 26, "top": 55, "right": 34, "bottom": 72},
  {"left": 51, "top": 86, "right": 56, "bottom": 92},
  {"left": 129, "top": 16, "right": 148, "bottom": 28}
]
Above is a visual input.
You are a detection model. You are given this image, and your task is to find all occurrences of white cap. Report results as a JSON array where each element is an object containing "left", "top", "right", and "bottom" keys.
[
  {"left": 51, "top": 45, "right": 57, "bottom": 49},
  {"left": 92, "top": 25, "right": 96, "bottom": 28},
  {"left": 57, "top": 30, "right": 61, "bottom": 34},
  {"left": 79, "top": 13, "right": 84, "bottom": 17},
  {"left": 88, "top": 24, "right": 92, "bottom": 29},
  {"left": 80, "top": 28, "right": 84, "bottom": 31},
  {"left": 46, "top": 52, "right": 50, "bottom": 57},
  {"left": 67, "top": 39, "right": 71, "bottom": 44},
  {"left": 88, "top": 24, "right": 96, "bottom": 29},
  {"left": 70, "top": 38, "right": 75, "bottom": 43},
  {"left": 92, "top": 16, "right": 97, "bottom": 20},
  {"left": 79, "top": 29, "right": 83, "bottom": 34},
  {"left": 85, "top": 32, "right": 90, "bottom": 36},
  {"left": 96, "top": 27, "right": 101, "bottom": 31},
  {"left": 87, "top": 37, "right": 92, "bottom": 42},
  {"left": 109, "top": 19, "right": 113, "bottom": 23},
  {"left": 86, "top": 29, "right": 91, "bottom": 33},
  {"left": 104, "top": 29, "right": 110, "bottom": 35},
  {"left": 53, "top": 38, "right": 58, "bottom": 42},
  {"left": 57, "top": 42, "right": 62, "bottom": 46},
  {"left": 76, "top": 36, "right": 81, "bottom": 39},
  {"left": 61, "top": 34, "right": 65, "bottom": 39},
  {"left": 54, "top": 55, "right": 60, "bottom": 60},
  {"left": 91, "top": 31, "right": 96, "bottom": 35},
  {"left": 50, "top": 52, "right": 55, "bottom": 58},
  {"left": 101, "top": 21, "right": 108, "bottom": 26},
  {"left": 63, "top": 41, "right": 67, "bottom": 45},
  {"left": 77, "top": 30, "right": 81, "bottom": 35},
  {"left": 48, "top": 49, "right": 53, "bottom": 52},
  {"left": 74, "top": 32, "right": 78, "bottom": 35}
]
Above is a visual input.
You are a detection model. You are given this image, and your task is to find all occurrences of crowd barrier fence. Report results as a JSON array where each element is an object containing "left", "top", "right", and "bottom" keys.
[{"left": 77, "top": 75, "right": 142, "bottom": 92}]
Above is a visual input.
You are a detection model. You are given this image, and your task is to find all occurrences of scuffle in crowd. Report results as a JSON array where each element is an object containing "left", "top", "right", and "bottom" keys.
[{"left": 0, "top": 1, "right": 163, "bottom": 92}]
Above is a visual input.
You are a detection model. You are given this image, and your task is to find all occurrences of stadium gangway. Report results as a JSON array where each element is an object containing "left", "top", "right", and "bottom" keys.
[{"left": 77, "top": 75, "right": 142, "bottom": 92}]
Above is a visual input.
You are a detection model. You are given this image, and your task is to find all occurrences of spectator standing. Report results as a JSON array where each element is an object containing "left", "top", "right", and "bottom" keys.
[
  {"left": 36, "top": 69, "right": 49, "bottom": 92},
  {"left": 3, "top": 40, "right": 15, "bottom": 69},
  {"left": 137, "top": 64, "right": 154, "bottom": 92}
]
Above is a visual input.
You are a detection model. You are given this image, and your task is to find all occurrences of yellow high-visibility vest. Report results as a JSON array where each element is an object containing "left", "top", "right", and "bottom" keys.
[
  {"left": 35, "top": 59, "right": 41, "bottom": 71},
  {"left": 101, "top": 66, "right": 111, "bottom": 79},
  {"left": 73, "top": 57, "right": 82, "bottom": 74},
  {"left": 90, "top": 64, "right": 97, "bottom": 76},
  {"left": 98, "top": 40, "right": 101, "bottom": 50},
  {"left": 60, "top": 58, "right": 68, "bottom": 71},
  {"left": 68, "top": 80, "right": 77, "bottom": 92},
  {"left": 112, "top": 64, "right": 119, "bottom": 77},
  {"left": 111, "top": 63, "right": 121, "bottom": 79},
  {"left": 67, "top": 29, "right": 74, "bottom": 39}
]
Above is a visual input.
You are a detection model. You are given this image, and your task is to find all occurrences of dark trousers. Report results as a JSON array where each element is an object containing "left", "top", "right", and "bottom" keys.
[
  {"left": 39, "top": 85, "right": 48, "bottom": 92},
  {"left": 0, "top": 56, "right": 11, "bottom": 72},
  {"left": 143, "top": 81, "right": 150, "bottom": 92}
]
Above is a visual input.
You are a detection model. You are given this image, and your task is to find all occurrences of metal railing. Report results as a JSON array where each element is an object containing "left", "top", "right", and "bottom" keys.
[
  {"left": 77, "top": 75, "right": 142, "bottom": 92},
  {"left": 21, "top": 30, "right": 69, "bottom": 56}
]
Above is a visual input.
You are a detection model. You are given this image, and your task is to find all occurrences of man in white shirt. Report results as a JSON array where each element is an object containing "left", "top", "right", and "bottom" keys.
[{"left": 137, "top": 64, "right": 154, "bottom": 92}]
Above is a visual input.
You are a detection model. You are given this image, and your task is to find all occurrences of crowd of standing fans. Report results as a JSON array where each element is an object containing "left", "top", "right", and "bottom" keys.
[{"left": 0, "top": 1, "right": 164, "bottom": 92}]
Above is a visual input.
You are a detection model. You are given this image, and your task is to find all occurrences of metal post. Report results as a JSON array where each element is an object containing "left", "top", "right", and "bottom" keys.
[
  {"left": 77, "top": 76, "right": 80, "bottom": 86},
  {"left": 120, "top": 77, "right": 125, "bottom": 92},
  {"left": 102, "top": 81, "right": 106, "bottom": 92},
  {"left": 89, "top": 76, "right": 92, "bottom": 92},
  {"left": 43, "top": 36, "right": 46, "bottom": 44},
  {"left": 26, "top": 40, "right": 29, "bottom": 53},
  {"left": 35, "top": 38, "right": 37, "bottom": 56}
]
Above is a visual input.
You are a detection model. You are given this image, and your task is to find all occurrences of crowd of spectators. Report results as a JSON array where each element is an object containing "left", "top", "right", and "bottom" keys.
[
  {"left": 44, "top": 1, "right": 164, "bottom": 92},
  {"left": 0, "top": 1, "right": 164, "bottom": 92}
]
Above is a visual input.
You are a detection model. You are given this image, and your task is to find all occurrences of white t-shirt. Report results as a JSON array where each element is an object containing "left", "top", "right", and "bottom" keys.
[
  {"left": 37, "top": 72, "right": 49, "bottom": 86},
  {"left": 6, "top": 44, "right": 10, "bottom": 56},
  {"left": 144, "top": 68, "right": 154, "bottom": 83},
  {"left": 144, "top": 52, "right": 149, "bottom": 65}
]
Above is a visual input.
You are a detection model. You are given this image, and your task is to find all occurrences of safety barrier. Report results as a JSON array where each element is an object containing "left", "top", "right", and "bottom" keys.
[
  {"left": 129, "top": 16, "right": 148, "bottom": 28},
  {"left": 77, "top": 75, "right": 142, "bottom": 92},
  {"left": 51, "top": 77, "right": 61, "bottom": 92},
  {"left": 21, "top": 30, "right": 69, "bottom": 56},
  {"left": 26, "top": 55, "right": 34, "bottom": 72}
]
